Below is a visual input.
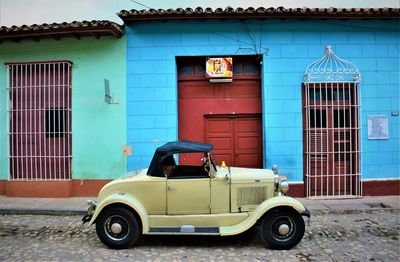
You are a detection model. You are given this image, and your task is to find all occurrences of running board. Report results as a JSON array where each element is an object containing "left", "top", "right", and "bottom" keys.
[{"left": 148, "top": 225, "right": 220, "bottom": 235}]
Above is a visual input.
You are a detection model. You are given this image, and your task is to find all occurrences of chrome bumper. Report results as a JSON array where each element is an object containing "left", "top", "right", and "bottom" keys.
[{"left": 301, "top": 208, "right": 311, "bottom": 218}]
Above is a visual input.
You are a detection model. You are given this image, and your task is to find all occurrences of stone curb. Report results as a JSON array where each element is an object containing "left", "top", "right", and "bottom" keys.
[
  {"left": 0, "top": 207, "right": 398, "bottom": 216},
  {"left": 310, "top": 208, "right": 398, "bottom": 215},
  {"left": 0, "top": 208, "right": 86, "bottom": 216}
]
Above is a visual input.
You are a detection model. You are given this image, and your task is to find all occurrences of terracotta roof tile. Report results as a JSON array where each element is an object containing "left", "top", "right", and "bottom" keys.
[
  {"left": 0, "top": 20, "right": 124, "bottom": 42},
  {"left": 118, "top": 6, "right": 400, "bottom": 21}
]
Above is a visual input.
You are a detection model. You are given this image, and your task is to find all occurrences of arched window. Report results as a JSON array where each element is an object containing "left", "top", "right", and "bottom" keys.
[{"left": 303, "top": 46, "right": 361, "bottom": 198}]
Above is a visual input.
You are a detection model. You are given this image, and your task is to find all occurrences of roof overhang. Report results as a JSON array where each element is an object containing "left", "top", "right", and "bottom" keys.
[
  {"left": 118, "top": 6, "right": 400, "bottom": 22},
  {"left": 0, "top": 20, "right": 124, "bottom": 43}
]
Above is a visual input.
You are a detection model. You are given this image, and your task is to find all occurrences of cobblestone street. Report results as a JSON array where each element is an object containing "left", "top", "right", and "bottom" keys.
[{"left": 0, "top": 211, "right": 399, "bottom": 262}]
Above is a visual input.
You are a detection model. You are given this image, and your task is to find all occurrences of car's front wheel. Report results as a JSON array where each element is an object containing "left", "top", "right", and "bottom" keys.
[
  {"left": 96, "top": 206, "right": 140, "bottom": 249},
  {"left": 260, "top": 208, "right": 305, "bottom": 250}
]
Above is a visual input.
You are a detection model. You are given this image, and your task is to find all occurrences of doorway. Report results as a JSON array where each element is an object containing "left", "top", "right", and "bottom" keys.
[
  {"left": 303, "top": 83, "right": 361, "bottom": 197},
  {"left": 177, "top": 56, "right": 262, "bottom": 168}
]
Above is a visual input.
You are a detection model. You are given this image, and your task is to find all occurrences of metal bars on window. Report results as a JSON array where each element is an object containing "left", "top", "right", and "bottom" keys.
[
  {"left": 303, "top": 46, "right": 361, "bottom": 199},
  {"left": 7, "top": 61, "right": 72, "bottom": 180}
]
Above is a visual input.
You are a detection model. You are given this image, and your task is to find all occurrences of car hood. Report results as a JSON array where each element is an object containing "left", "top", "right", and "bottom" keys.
[
  {"left": 218, "top": 166, "right": 274, "bottom": 183},
  {"left": 96, "top": 169, "right": 149, "bottom": 202}
]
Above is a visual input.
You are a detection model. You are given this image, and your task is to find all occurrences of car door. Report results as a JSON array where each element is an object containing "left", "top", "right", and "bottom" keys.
[
  {"left": 167, "top": 177, "right": 211, "bottom": 215},
  {"left": 210, "top": 175, "right": 230, "bottom": 214}
]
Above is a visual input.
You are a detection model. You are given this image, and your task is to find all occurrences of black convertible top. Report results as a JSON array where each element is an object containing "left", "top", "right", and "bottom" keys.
[{"left": 147, "top": 140, "right": 213, "bottom": 177}]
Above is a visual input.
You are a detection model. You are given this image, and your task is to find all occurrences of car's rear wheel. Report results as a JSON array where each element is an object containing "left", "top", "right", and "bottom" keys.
[
  {"left": 96, "top": 207, "right": 140, "bottom": 249},
  {"left": 260, "top": 208, "right": 305, "bottom": 250}
]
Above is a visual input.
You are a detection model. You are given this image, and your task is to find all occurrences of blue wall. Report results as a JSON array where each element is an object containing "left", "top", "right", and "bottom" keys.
[{"left": 125, "top": 19, "right": 399, "bottom": 182}]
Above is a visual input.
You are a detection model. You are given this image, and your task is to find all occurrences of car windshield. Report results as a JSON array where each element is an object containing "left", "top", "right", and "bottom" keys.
[{"left": 207, "top": 153, "right": 218, "bottom": 174}]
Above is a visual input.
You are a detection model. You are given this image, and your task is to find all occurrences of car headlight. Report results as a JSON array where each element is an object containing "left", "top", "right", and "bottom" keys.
[{"left": 279, "top": 180, "right": 289, "bottom": 193}]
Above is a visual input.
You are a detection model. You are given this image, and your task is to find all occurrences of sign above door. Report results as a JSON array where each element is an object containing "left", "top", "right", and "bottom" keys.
[{"left": 206, "top": 57, "right": 233, "bottom": 79}]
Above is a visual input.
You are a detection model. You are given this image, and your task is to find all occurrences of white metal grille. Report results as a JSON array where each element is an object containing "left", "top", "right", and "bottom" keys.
[
  {"left": 7, "top": 61, "right": 72, "bottom": 180},
  {"left": 303, "top": 46, "right": 361, "bottom": 199}
]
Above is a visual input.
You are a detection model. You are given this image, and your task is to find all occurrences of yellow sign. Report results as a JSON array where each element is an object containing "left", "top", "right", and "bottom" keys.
[{"left": 206, "top": 57, "right": 233, "bottom": 78}]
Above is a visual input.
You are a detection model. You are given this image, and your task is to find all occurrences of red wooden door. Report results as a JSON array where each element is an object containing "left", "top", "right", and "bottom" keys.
[
  {"left": 177, "top": 56, "right": 262, "bottom": 167},
  {"left": 205, "top": 115, "right": 262, "bottom": 168}
]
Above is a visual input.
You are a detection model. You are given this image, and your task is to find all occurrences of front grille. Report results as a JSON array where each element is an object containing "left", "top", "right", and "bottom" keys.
[{"left": 237, "top": 187, "right": 266, "bottom": 206}]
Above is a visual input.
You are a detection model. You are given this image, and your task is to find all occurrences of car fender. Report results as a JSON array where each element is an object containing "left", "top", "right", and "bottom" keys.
[
  {"left": 220, "top": 196, "right": 308, "bottom": 236},
  {"left": 87, "top": 193, "right": 149, "bottom": 234}
]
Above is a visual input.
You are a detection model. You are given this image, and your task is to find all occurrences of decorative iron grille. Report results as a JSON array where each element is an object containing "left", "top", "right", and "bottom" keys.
[
  {"left": 303, "top": 46, "right": 361, "bottom": 198},
  {"left": 7, "top": 61, "right": 72, "bottom": 180}
]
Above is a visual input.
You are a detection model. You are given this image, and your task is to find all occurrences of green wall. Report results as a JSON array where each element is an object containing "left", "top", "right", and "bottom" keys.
[{"left": 0, "top": 36, "right": 126, "bottom": 180}]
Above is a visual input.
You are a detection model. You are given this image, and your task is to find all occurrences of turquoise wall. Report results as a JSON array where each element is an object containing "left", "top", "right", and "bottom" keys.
[
  {"left": 125, "top": 19, "right": 399, "bottom": 182},
  {"left": 0, "top": 36, "right": 127, "bottom": 180}
]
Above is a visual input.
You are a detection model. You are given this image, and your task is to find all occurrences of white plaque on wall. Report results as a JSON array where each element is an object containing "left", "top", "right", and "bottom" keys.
[{"left": 367, "top": 115, "right": 389, "bottom": 140}]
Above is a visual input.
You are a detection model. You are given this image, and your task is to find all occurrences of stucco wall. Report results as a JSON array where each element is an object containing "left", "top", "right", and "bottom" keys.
[
  {"left": 0, "top": 36, "right": 127, "bottom": 180},
  {"left": 125, "top": 19, "right": 399, "bottom": 182}
]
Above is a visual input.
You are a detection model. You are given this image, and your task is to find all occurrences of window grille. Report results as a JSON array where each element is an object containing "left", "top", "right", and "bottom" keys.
[
  {"left": 303, "top": 46, "right": 361, "bottom": 198},
  {"left": 7, "top": 61, "right": 72, "bottom": 180}
]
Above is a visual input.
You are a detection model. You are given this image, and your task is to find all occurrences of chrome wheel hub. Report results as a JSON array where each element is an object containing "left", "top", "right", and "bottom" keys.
[
  {"left": 278, "top": 224, "right": 290, "bottom": 235},
  {"left": 270, "top": 215, "right": 296, "bottom": 242},
  {"left": 111, "top": 223, "right": 122, "bottom": 234},
  {"left": 104, "top": 215, "right": 130, "bottom": 241}
]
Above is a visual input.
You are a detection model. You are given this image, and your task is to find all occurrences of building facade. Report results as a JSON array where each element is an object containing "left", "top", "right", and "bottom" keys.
[
  {"left": 120, "top": 7, "right": 399, "bottom": 197},
  {"left": 0, "top": 7, "right": 399, "bottom": 198},
  {"left": 0, "top": 21, "right": 127, "bottom": 196}
]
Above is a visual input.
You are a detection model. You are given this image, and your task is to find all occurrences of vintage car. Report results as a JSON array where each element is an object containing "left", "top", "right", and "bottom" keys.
[{"left": 83, "top": 140, "right": 310, "bottom": 249}]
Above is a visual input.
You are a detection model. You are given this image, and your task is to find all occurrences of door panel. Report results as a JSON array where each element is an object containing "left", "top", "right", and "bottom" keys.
[
  {"left": 210, "top": 178, "right": 230, "bottom": 213},
  {"left": 205, "top": 118, "right": 234, "bottom": 166},
  {"left": 234, "top": 117, "right": 262, "bottom": 168},
  {"left": 167, "top": 178, "right": 210, "bottom": 215},
  {"left": 205, "top": 115, "right": 262, "bottom": 168},
  {"left": 235, "top": 153, "right": 261, "bottom": 167}
]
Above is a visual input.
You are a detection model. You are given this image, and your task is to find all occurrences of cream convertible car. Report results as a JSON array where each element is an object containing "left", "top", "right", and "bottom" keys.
[{"left": 83, "top": 140, "right": 310, "bottom": 249}]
